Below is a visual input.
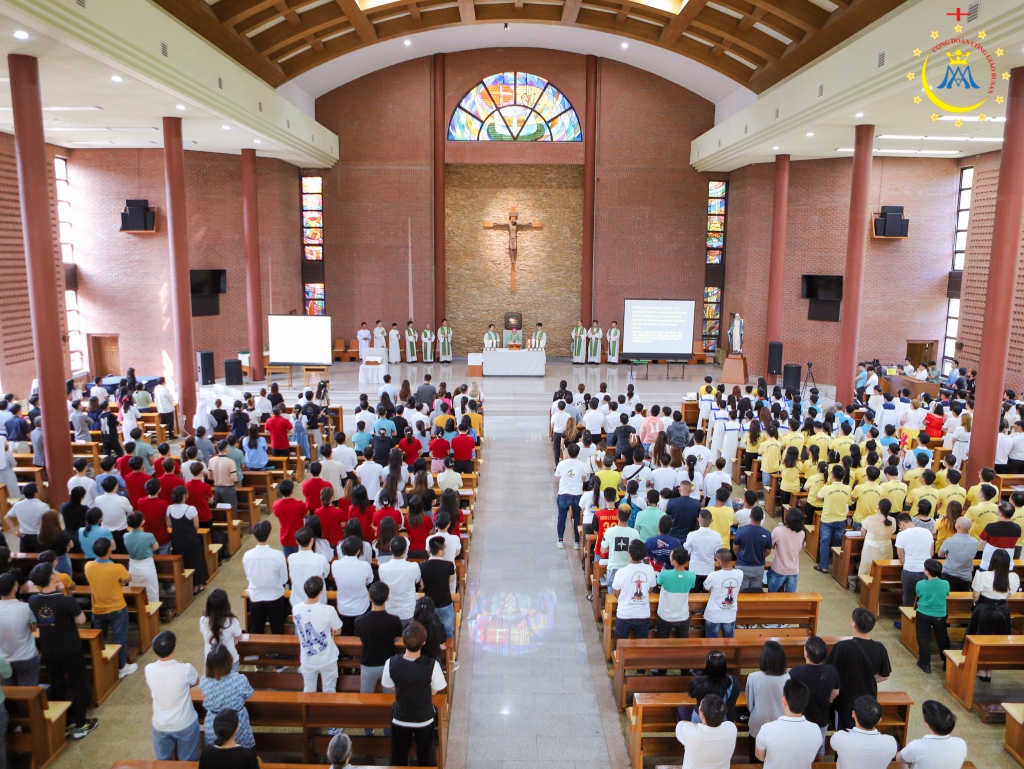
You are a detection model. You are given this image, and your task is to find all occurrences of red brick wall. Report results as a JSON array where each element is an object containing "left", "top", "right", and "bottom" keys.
[
  {"left": 724, "top": 156, "right": 957, "bottom": 386},
  {"left": 68, "top": 149, "right": 300, "bottom": 388}
]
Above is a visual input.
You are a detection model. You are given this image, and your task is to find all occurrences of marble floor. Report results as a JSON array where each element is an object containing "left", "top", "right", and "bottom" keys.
[{"left": 49, "top": 359, "right": 1021, "bottom": 769}]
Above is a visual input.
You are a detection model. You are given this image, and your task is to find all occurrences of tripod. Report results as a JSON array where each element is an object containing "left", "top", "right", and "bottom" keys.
[
  {"left": 801, "top": 363, "right": 818, "bottom": 399},
  {"left": 314, "top": 380, "right": 334, "bottom": 440}
]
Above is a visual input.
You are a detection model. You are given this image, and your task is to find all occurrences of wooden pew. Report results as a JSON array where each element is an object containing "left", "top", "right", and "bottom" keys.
[
  {"left": 944, "top": 635, "right": 1024, "bottom": 717},
  {"left": 236, "top": 486, "right": 262, "bottom": 530},
  {"left": 861, "top": 559, "right": 1024, "bottom": 616},
  {"left": 70, "top": 441, "right": 102, "bottom": 474},
  {"left": 628, "top": 692, "right": 914, "bottom": 769},
  {"left": 211, "top": 510, "right": 243, "bottom": 556},
  {"left": 35, "top": 627, "right": 121, "bottom": 705},
  {"left": 1005, "top": 702, "right": 1024, "bottom": 767},
  {"left": 2, "top": 686, "right": 70, "bottom": 769},
  {"left": 900, "top": 594, "right": 1024, "bottom": 659},
  {"left": 189, "top": 690, "right": 448, "bottom": 767},
  {"left": 242, "top": 470, "right": 273, "bottom": 502},
  {"left": 994, "top": 473, "right": 1024, "bottom": 499},
  {"left": 68, "top": 553, "right": 195, "bottom": 617}
]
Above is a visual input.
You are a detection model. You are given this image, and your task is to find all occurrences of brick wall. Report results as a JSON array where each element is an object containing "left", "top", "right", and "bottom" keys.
[
  {"left": 446, "top": 164, "right": 583, "bottom": 355},
  {"left": 68, "top": 148, "right": 300, "bottom": 390},
  {"left": 724, "top": 156, "right": 957, "bottom": 386}
]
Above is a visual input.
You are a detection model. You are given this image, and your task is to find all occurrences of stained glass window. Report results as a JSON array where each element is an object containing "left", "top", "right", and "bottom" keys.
[
  {"left": 448, "top": 72, "right": 582, "bottom": 142},
  {"left": 304, "top": 283, "right": 325, "bottom": 315},
  {"left": 302, "top": 175, "right": 325, "bottom": 313},
  {"left": 703, "top": 180, "right": 728, "bottom": 352}
]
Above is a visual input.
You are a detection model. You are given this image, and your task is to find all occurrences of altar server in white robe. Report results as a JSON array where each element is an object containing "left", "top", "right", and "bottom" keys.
[
  {"left": 421, "top": 325, "right": 435, "bottom": 363},
  {"left": 388, "top": 324, "right": 402, "bottom": 364},
  {"left": 587, "top": 321, "right": 603, "bottom": 364},
  {"left": 373, "top": 320, "right": 387, "bottom": 350},
  {"left": 438, "top": 320, "right": 453, "bottom": 362},
  {"left": 605, "top": 322, "right": 620, "bottom": 364},
  {"left": 404, "top": 322, "right": 418, "bottom": 362},
  {"left": 357, "top": 322, "right": 372, "bottom": 360},
  {"left": 531, "top": 322, "right": 547, "bottom": 350},
  {"left": 483, "top": 325, "right": 500, "bottom": 350},
  {"left": 950, "top": 414, "right": 971, "bottom": 469},
  {"left": 721, "top": 410, "right": 742, "bottom": 475},
  {"left": 571, "top": 322, "right": 587, "bottom": 364},
  {"left": 697, "top": 380, "right": 716, "bottom": 429},
  {"left": 710, "top": 400, "right": 729, "bottom": 461}
]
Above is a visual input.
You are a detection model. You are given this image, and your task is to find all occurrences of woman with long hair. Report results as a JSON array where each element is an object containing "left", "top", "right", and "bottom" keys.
[
  {"left": 242, "top": 424, "right": 268, "bottom": 471},
  {"left": 340, "top": 518, "right": 374, "bottom": 563},
  {"left": 200, "top": 588, "right": 243, "bottom": 668},
  {"left": 374, "top": 516, "right": 399, "bottom": 564},
  {"left": 61, "top": 485, "right": 89, "bottom": 551},
  {"left": 857, "top": 499, "right": 897, "bottom": 578},
  {"left": 438, "top": 487, "right": 464, "bottom": 536},
  {"left": 687, "top": 650, "right": 740, "bottom": 722},
  {"left": 683, "top": 454, "right": 703, "bottom": 500},
  {"left": 561, "top": 418, "right": 579, "bottom": 456},
  {"left": 397, "top": 427, "right": 422, "bottom": 468},
  {"left": 405, "top": 495, "right": 433, "bottom": 557},
  {"left": 200, "top": 645, "right": 255, "bottom": 749},
  {"left": 742, "top": 413, "right": 762, "bottom": 472},
  {"left": 779, "top": 447, "right": 801, "bottom": 506},
  {"left": 413, "top": 596, "right": 447, "bottom": 661},
  {"left": 348, "top": 484, "right": 375, "bottom": 541},
  {"left": 378, "top": 391, "right": 396, "bottom": 419},
  {"left": 745, "top": 640, "right": 790, "bottom": 759},
  {"left": 651, "top": 432, "right": 669, "bottom": 468},
  {"left": 951, "top": 412, "right": 972, "bottom": 469},
  {"left": 229, "top": 401, "right": 249, "bottom": 440},
  {"left": 303, "top": 514, "right": 334, "bottom": 560},
  {"left": 410, "top": 470, "right": 436, "bottom": 511},
  {"left": 399, "top": 379, "right": 412, "bottom": 404},
  {"left": 168, "top": 484, "right": 209, "bottom": 593},
  {"left": 767, "top": 508, "right": 805, "bottom": 592},
  {"left": 37, "top": 510, "right": 72, "bottom": 575},
  {"left": 935, "top": 499, "right": 963, "bottom": 549},
  {"left": 967, "top": 549, "right": 1020, "bottom": 682}
]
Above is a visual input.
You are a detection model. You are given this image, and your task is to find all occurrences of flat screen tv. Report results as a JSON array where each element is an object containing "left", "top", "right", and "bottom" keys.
[
  {"left": 190, "top": 269, "right": 227, "bottom": 295},
  {"left": 801, "top": 275, "right": 843, "bottom": 301}
]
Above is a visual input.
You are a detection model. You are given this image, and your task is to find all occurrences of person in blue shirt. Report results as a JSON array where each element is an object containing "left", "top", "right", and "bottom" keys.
[
  {"left": 903, "top": 433, "right": 933, "bottom": 471},
  {"left": 855, "top": 363, "right": 868, "bottom": 402},
  {"left": 94, "top": 455, "right": 128, "bottom": 496},
  {"left": 79, "top": 508, "right": 114, "bottom": 559},
  {"left": 242, "top": 424, "right": 268, "bottom": 470},
  {"left": 732, "top": 507, "right": 773, "bottom": 593},
  {"left": 371, "top": 407, "right": 396, "bottom": 439},
  {"left": 352, "top": 421, "right": 372, "bottom": 453},
  {"left": 645, "top": 515, "right": 681, "bottom": 572}
]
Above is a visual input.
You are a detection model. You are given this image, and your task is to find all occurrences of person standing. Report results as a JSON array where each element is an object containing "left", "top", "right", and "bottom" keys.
[
  {"left": 288, "top": 528, "right": 331, "bottom": 607},
  {"left": 587, "top": 321, "right": 603, "bottom": 364},
  {"left": 554, "top": 442, "right": 586, "bottom": 550},
  {"left": 421, "top": 325, "right": 435, "bottom": 363},
  {"left": 357, "top": 322, "right": 372, "bottom": 360},
  {"left": 683, "top": 510, "right": 723, "bottom": 592},
  {"left": 0, "top": 573, "right": 40, "bottom": 686},
  {"left": 333, "top": 537, "right": 374, "bottom": 636},
  {"left": 381, "top": 622, "right": 447, "bottom": 767},
  {"left": 654, "top": 547, "right": 695, "bottom": 641},
  {"left": 373, "top": 320, "right": 387, "bottom": 350},
  {"left": 606, "top": 321, "right": 620, "bottom": 364},
  {"left": 437, "top": 320, "right": 453, "bottom": 362},
  {"left": 732, "top": 507, "right": 772, "bottom": 592},
  {"left": 611, "top": 540, "right": 656, "bottom": 642},
  {"left": 124, "top": 512, "right": 160, "bottom": 605},
  {"left": 531, "top": 322, "right": 547, "bottom": 350},
  {"left": 570, "top": 321, "right": 587, "bottom": 364},
  {"left": 938, "top": 516, "right": 977, "bottom": 592},
  {"left": 551, "top": 400, "right": 570, "bottom": 467},
  {"left": 814, "top": 466, "right": 852, "bottom": 574},
  {"left": 5, "top": 484, "right": 48, "bottom": 552},
  {"left": 745, "top": 641, "right": 791, "bottom": 761},
  {"left": 153, "top": 377, "right": 176, "bottom": 440},
  {"left": 293, "top": 576, "right": 342, "bottom": 692},
  {"left": 404, "top": 322, "right": 418, "bottom": 363},
  {"left": 482, "top": 324, "right": 500, "bottom": 350},
  {"left": 702, "top": 549, "right": 741, "bottom": 638},
  {"left": 419, "top": 537, "right": 457, "bottom": 639},
  {"left": 894, "top": 513, "right": 933, "bottom": 628},
  {"left": 355, "top": 581, "right": 403, "bottom": 696},
  {"left": 242, "top": 521, "right": 290, "bottom": 634},
  {"left": 377, "top": 537, "right": 421, "bottom": 622},
  {"left": 826, "top": 608, "right": 891, "bottom": 730},
  {"left": 914, "top": 559, "right": 950, "bottom": 674},
  {"left": 787, "top": 636, "right": 840, "bottom": 757},
  {"left": 144, "top": 631, "right": 200, "bottom": 760},
  {"left": 831, "top": 696, "right": 898, "bottom": 769},
  {"left": 388, "top": 324, "right": 402, "bottom": 364},
  {"left": 85, "top": 537, "right": 137, "bottom": 678},
  {"left": 754, "top": 680, "right": 823, "bottom": 769}
]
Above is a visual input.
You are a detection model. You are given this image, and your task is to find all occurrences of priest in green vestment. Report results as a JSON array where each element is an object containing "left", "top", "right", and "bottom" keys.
[
  {"left": 571, "top": 321, "right": 587, "bottom": 364},
  {"left": 438, "top": 319, "right": 453, "bottom": 362},
  {"left": 605, "top": 321, "right": 620, "bottom": 364},
  {"left": 587, "top": 320, "right": 603, "bottom": 364}
]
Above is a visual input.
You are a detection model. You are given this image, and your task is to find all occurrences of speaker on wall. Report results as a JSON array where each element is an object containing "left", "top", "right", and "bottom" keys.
[
  {"left": 197, "top": 350, "right": 215, "bottom": 386},
  {"left": 767, "top": 342, "right": 784, "bottom": 375},
  {"left": 782, "top": 363, "right": 802, "bottom": 393},
  {"left": 224, "top": 359, "right": 243, "bottom": 386}
]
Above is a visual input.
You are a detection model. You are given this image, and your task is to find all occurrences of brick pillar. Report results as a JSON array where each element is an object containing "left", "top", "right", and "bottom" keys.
[
  {"left": 764, "top": 154, "right": 790, "bottom": 385},
  {"left": 835, "top": 124, "right": 874, "bottom": 404},
  {"left": 241, "top": 148, "right": 265, "bottom": 382},
  {"left": 8, "top": 54, "right": 73, "bottom": 507},
  {"left": 967, "top": 66, "right": 1024, "bottom": 482},
  {"left": 433, "top": 53, "right": 446, "bottom": 330},
  {"left": 162, "top": 117, "right": 196, "bottom": 435},
  {"left": 581, "top": 55, "right": 597, "bottom": 326}
]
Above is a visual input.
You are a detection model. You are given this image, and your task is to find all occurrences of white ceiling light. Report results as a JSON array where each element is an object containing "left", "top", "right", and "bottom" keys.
[
  {"left": 404, "top": 39, "right": 411, "bottom": 46},
  {"left": 805, "top": 132, "right": 814, "bottom": 137},
  {"left": 13, "top": 30, "right": 29, "bottom": 40},
  {"left": 110, "top": 75, "right": 123, "bottom": 82},
  {"left": 175, "top": 104, "right": 186, "bottom": 111},
  {"left": 854, "top": 112, "right": 864, "bottom": 117},
  {"left": 254, "top": 139, "right": 261, "bottom": 144},
  {"left": 621, "top": 42, "right": 629, "bottom": 49},
  {"left": 222, "top": 124, "right": 230, "bottom": 130},
  {"left": 877, "top": 134, "right": 924, "bottom": 140},
  {"left": 836, "top": 148, "right": 855, "bottom": 152},
  {"left": 772, "top": 145, "right": 779, "bottom": 150}
]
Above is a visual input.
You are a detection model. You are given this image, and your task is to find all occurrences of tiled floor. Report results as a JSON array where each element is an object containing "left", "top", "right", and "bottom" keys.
[{"left": 51, "top": 359, "right": 1021, "bottom": 769}]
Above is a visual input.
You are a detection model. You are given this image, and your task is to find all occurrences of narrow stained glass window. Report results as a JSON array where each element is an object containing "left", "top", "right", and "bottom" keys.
[
  {"left": 302, "top": 175, "right": 325, "bottom": 313},
  {"left": 703, "top": 181, "right": 728, "bottom": 352}
]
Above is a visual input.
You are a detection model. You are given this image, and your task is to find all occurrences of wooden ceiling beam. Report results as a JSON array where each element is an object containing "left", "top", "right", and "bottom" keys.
[
  {"left": 274, "top": 1, "right": 303, "bottom": 25},
  {"left": 743, "top": 0, "right": 825, "bottom": 35},
  {"left": 562, "top": 0, "right": 583, "bottom": 24},
  {"left": 737, "top": 6, "right": 767, "bottom": 31},
  {"left": 458, "top": 0, "right": 477, "bottom": 22},
  {"left": 335, "top": 0, "right": 378, "bottom": 42},
  {"left": 690, "top": 7, "right": 785, "bottom": 61},
  {"left": 659, "top": 0, "right": 708, "bottom": 46},
  {"left": 252, "top": 3, "right": 347, "bottom": 56},
  {"left": 214, "top": 0, "right": 280, "bottom": 27},
  {"left": 615, "top": 4, "right": 630, "bottom": 23},
  {"left": 408, "top": 3, "right": 422, "bottom": 20}
]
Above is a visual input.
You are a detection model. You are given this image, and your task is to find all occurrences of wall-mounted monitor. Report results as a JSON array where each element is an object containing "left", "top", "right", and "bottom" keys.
[
  {"left": 190, "top": 269, "right": 227, "bottom": 295},
  {"left": 801, "top": 275, "right": 844, "bottom": 301}
]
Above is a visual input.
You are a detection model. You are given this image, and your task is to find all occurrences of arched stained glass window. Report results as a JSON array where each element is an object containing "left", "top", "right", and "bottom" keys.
[{"left": 448, "top": 72, "right": 582, "bottom": 142}]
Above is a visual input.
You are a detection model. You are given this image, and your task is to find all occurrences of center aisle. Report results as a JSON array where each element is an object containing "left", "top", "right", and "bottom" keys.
[{"left": 450, "top": 412, "right": 630, "bottom": 769}]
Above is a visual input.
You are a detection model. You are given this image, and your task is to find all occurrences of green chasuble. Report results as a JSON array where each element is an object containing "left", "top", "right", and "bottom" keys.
[
  {"left": 571, "top": 326, "right": 587, "bottom": 361},
  {"left": 438, "top": 325, "right": 453, "bottom": 360}
]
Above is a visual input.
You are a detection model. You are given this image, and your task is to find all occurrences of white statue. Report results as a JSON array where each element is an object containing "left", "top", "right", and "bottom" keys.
[{"left": 728, "top": 314, "right": 744, "bottom": 355}]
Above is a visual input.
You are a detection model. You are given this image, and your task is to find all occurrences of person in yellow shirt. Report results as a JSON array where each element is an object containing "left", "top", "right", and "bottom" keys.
[
  {"left": 934, "top": 500, "right": 962, "bottom": 550},
  {"left": 966, "top": 467, "right": 998, "bottom": 509},
  {"left": 808, "top": 424, "right": 831, "bottom": 459},
  {"left": 936, "top": 468, "right": 967, "bottom": 520},
  {"left": 594, "top": 454, "right": 622, "bottom": 493},
  {"left": 829, "top": 422, "right": 855, "bottom": 459},
  {"left": 906, "top": 469, "right": 941, "bottom": 517},
  {"left": 84, "top": 536, "right": 136, "bottom": 677},
  {"left": 799, "top": 444, "right": 822, "bottom": 479},
  {"left": 1010, "top": 489, "right": 1024, "bottom": 553},
  {"left": 758, "top": 425, "right": 782, "bottom": 489},
  {"left": 782, "top": 425, "right": 805, "bottom": 455},
  {"left": 933, "top": 454, "right": 957, "bottom": 490},
  {"left": 967, "top": 483, "right": 1000, "bottom": 538},
  {"left": 903, "top": 452, "right": 931, "bottom": 493},
  {"left": 858, "top": 428, "right": 881, "bottom": 455},
  {"left": 707, "top": 486, "right": 735, "bottom": 543},
  {"left": 880, "top": 464, "right": 908, "bottom": 516},
  {"left": 851, "top": 465, "right": 884, "bottom": 527},
  {"left": 779, "top": 447, "right": 802, "bottom": 503},
  {"left": 855, "top": 450, "right": 880, "bottom": 485},
  {"left": 814, "top": 466, "right": 852, "bottom": 573},
  {"left": 803, "top": 461, "right": 828, "bottom": 513}
]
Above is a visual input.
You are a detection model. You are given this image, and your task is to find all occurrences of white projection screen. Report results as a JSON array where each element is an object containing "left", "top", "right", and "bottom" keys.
[
  {"left": 621, "top": 299, "right": 696, "bottom": 359},
  {"left": 267, "top": 315, "right": 333, "bottom": 366}
]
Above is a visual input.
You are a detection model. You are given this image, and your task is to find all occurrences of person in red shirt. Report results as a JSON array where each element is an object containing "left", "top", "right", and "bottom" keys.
[
  {"left": 451, "top": 420, "right": 476, "bottom": 474},
  {"left": 301, "top": 461, "right": 333, "bottom": 513},
  {"left": 315, "top": 487, "right": 347, "bottom": 548},
  {"left": 370, "top": 490, "right": 403, "bottom": 540},
  {"left": 153, "top": 443, "right": 179, "bottom": 479},
  {"left": 185, "top": 465, "right": 214, "bottom": 524},
  {"left": 158, "top": 457, "right": 185, "bottom": 503},
  {"left": 116, "top": 445, "right": 135, "bottom": 478},
  {"left": 397, "top": 428, "right": 422, "bottom": 467},
  {"left": 428, "top": 427, "right": 450, "bottom": 474},
  {"left": 404, "top": 495, "right": 434, "bottom": 557},
  {"left": 264, "top": 408, "right": 292, "bottom": 457},
  {"left": 273, "top": 479, "right": 306, "bottom": 556},
  {"left": 138, "top": 478, "right": 171, "bottom": 553},
  {"left": 124, "top": 456, "right": 152, "bottom": 509}
]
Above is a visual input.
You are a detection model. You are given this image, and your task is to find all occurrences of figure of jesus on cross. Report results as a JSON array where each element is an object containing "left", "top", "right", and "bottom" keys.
[{"left": 482, "top": 206, "right": 542, "bottom": 291}]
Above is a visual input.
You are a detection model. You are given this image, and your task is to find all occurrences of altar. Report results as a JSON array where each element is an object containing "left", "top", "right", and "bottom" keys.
[
  {"left": 358, "top": 355, "right": 388, "bottom": 384},
  {"left": 482, "top": 349, "right": 546, "bottom": 377}
]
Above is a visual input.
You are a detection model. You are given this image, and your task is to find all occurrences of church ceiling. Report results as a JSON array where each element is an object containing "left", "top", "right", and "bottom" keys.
[{"left": 152, "top": 0, "right": 907, "bottom": 93}]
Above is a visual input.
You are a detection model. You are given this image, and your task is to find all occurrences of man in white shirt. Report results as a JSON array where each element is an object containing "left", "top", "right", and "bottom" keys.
[
  {"left": 554, "top": 443, "right": 587, "bottom": 550},
  {"left": 896, "top": 700, "right": 968, "bottom": 769},
  {"left": 292, "top": 576, "right": 342, "bottom": 692},
  {"left": 145, "top": 631, "right": 200, "bottom": 760},
  {"left": 94, "top": 476, "right": 132, "bottom": 549},
  {"left": 242, "top": 521, "right": 291, "bottom": 634},
  {"left": 68, "top": 458, "right": 98, "bottom": 507},
  {"left": 831, "top": 696, "right": 898, "bottom": 769},
  {"left": 894, "top": 513, "right": 933, "bottom": 613},
  {"left": 683, "top": 436, "right": 712, "bottom": 477},
  {"left": 288, "top": 528, "right": 331, "bottom": 607},
  {"left": 865, "top": 367, "right": 879, "bottom": 393},
  {"left": 378, "top": 375, "right": 399, "bottom": 404},
  {"left": 551, "top": 401, "right": 570, "bottom": 464},
  {"left": 702, "top": 459, "right": 731, "bottom": 504},
  {"left": 377, "top": 537, "right": 421, "bottom": 621},
  {"left": 702, "top": 548, "right": 742, "bottom": 638},
  {"left": 90, "top": 378, "right": 109, "bottom": 402},
  {"left": 355, "top": 452, "right": 386, "bottom": 497},
  {"left": 611, "top": 540, "right": 656, "bottom": 640},
  {"left": 5, "top": 486, "right": 50, "bottom": 552},
  {"left": 650, "top": 454, "right": 678, "bottom": 494},
  {"left": 332, "top": 537, "right": 374, "bottom": 634},
  {"left": 683, "top": 510, "right": 723, "bottom": 592},
  {"left": 755, "top": 679, "right": 825, "bottom": 769},
  {"left": 153, "top": 377, "right": 177, "bottom": 440},
  {"left": 628, "top": 405, "right": 646, "bottom": 433},
  {"left": 0, "top": 572, "right": 40, "bottom": 684},
  {"left": 315, "top": 443, "right": 345, "bottom": 497},
  {"left": 582, "top": 402, "right": 605, "bottom": 436},
  {"left": 331, "top": 432, "right": 359, "bottom": 482},
  {"left": 675, "top": 694, "right": 737, "bottom": 769}
]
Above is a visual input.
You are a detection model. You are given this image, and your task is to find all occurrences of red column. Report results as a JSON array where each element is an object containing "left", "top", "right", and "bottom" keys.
[
  {"left": 241, "top": 148, "right": 265, "bottom": 382},
  {"left": 835, "top": 124, "right": 874, "bottom": 404},
  {"left": 8, "top": 55, "right": 73, "bottom": 507},
  {"left": 966, "top": 66, "right": 1024, "bottom": 482},
  {"left": 763, "top": 154, "right": 790, "bottom": 385},
  {"left": 433, "top": 53, "right": 446, "bottom": 330},
  {"left": 162, "top": 117, "right": 197, "bottom": 435},
  {"left": 581, "top": 55, "right": 597, "bottom": 326}
]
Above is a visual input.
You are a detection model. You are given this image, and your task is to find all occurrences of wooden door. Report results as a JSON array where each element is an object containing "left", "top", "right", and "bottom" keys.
[
  {"left": 906, "top": 341, "right": 936, "bottom": 368},
  {"left": 88, "top": 335, "right": 120, "bottom": 377}
]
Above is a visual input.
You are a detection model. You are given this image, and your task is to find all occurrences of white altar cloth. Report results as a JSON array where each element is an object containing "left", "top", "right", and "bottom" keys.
[{"left": 482, "top": 349, "right": 546, "bottom": 377}]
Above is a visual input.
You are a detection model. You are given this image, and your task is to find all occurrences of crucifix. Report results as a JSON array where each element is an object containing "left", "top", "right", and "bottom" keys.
[{"left": 482, "top": 206, "right": 542, "bottom": 291}]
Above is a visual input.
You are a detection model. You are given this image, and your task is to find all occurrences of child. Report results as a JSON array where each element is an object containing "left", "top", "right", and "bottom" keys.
[
  {"left": 655, "top": 546, "right": 695, "bottom": 640},
  {"left": 381, "top": 621, "right": 447, "bottom": 767},
  {"left": 913, "top": 500, "right": 936, "bottom": 534},
  {"left": 611, "top": 540, "right": 656, "bottom": 641},
  {"left": 293, "top": 576, "right": 342, "bottom": 692},
  {"left": 124, "top": 512, "right": 159, "bottom": 605},
  {"left": 145, "top": 631, "right": 200, "bottom": 760},
  {"left": 913, "top": 559, "right": 950, "bottom": 674},
  {"left": 896, "top": 700, "right": 967, "bottom": 767},
  {"left": 645, "top": 515, "right": 680, "bottom": 572},
  {"left": 702, "top": 548, "right": 742, "bottom": 638}
]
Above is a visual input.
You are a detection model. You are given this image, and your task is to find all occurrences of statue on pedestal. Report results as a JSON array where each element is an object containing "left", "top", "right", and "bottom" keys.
[{"left": 728, "top": 314, "right": 745, "bottom": 355}]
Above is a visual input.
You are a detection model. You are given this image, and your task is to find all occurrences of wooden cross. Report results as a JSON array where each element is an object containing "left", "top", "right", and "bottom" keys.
[{"left": 482, "top": 206, "right": 542, "bottom": 291}]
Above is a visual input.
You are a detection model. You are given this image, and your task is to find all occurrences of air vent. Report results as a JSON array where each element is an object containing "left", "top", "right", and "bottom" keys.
[
  {"left": 160, "top": 41, "right": 168, "bottom": 58},
  {"left": 311, "top": 134, "right": 315, "bottom": 142},
  {"left": 817, "top": 82, "right": 824, "bottom": 98},
  {"left": 76, "top": 0, "right": 86, "bottom": 7},
  {"left": 258, "top": 101, "right": 263, "bottom": 113},
  {"left": 744, "top": 124, "right": 748, "bottom": 135},
  {"left": 774, "top": 107, "right": 779, "bottom": 120},
  {"left": 877, "top": 50, "right": 885, "bottom": 68},
  {"left": 217, "top": 77, "right": 223, "bottom": 90},
  {"left": 717, "top": 138, "right": 721, "bottom": 148},
  {"left": 968, "top": 2, "right": 979, "bottom": 22},
  {"left": 287, "top": 119, "right": 291, "bottom": 129}
]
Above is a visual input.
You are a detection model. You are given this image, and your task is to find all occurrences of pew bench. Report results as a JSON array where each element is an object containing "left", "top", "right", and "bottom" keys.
[
  {"left": 68, "top": 553, "right": 195, "bottom": 617},
  {"left": 861, "top": 559, "right": 1024, "bottom": 616},
  {"left": 944, "top": 635, "right": 1024, "bottom": 718},
  {"left": 1005, "top": 702, "right": 1024, "bottom": 767},
  {"left": 899, "top": 594, "right": 1024, "bottom": 659},
  {"left": 2, "top": 686, "right": 70, "bottom": 769},
  {"left": 235, "top": 486, "right": 263, "bottom": 530},
  {"left": 32, "top": 627, "right": 121, "bottom": 705}
]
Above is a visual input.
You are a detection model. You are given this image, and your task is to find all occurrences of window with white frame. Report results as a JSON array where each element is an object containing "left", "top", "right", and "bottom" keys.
[
  {"left": 942, "top": 166, "right": 971, "bottom": 373},
  {"left": 55, "top": 157, "right": 84, "bottom": 371}
]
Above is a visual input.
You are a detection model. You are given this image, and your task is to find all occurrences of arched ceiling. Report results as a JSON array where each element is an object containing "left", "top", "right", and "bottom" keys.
[{"left": 153, "top": 0, "right": 908, "bottom": 94}]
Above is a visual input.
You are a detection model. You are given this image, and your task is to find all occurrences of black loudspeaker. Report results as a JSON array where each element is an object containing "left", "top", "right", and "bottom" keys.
[
  {"left": 197, "top": 350, "right": 215, "bottom": 385},
  {"left": 782, "top": 363, "right": 802, "bottom": 393},
  {"left": 767, "top": 342, "right": 784, "bottom": 375},
  {"left": 224, "top": 359, "right": 243, "bottom": 386}
]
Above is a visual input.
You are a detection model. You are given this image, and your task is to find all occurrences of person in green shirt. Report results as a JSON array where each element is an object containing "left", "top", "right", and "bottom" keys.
[
  {"left": 656, "top": 547, "right": 696, "bottom": 638},
  {"left": 226, "top": 435, "right": 245, "bottom": 479},
  {"left": 130, "top": 427, "right": 156, "bottom": 474},
  {"left": 914, "top": 559, "right": 950, "bottom": 674},
  {"left": 124, "top": 512, "right": 160, "bottom": 605},
  {"left": 632, "top": 490, "right": 665, "bottom": 541}
]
